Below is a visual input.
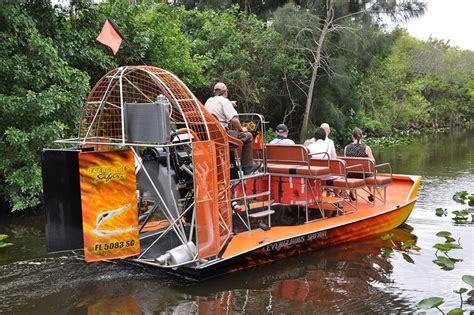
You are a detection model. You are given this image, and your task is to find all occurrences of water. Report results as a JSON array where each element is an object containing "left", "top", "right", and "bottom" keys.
[{"left": 1, "top": 128, "right": 473, "bottom": 314}]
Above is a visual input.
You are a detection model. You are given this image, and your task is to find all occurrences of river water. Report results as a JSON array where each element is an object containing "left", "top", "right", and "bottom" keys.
[{"left": 1, "top": 128, "right": 473, "bottom": 314}]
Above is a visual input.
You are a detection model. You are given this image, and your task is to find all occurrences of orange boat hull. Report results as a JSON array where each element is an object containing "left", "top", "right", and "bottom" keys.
[{"left": 169, "top": 175, "right": 421, "bottom": 279}]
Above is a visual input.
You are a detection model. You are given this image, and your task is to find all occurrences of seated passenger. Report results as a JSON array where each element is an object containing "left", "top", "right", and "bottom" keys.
[
  {"left": 308, "top": 127, "right": 331, "bottom": 159},
  {"left": 344, "top": 127, "right": 374, "bottom": 161},
  {"left": 269, "top": 123, "right": 295, "bottom": 145},
  {"left": 320, "top": 123, "right": 337, "bottom": 159},
  {"left": 303, "top": 134, "right": 314, "bottom": 149},
  {"left": 205, "top": 82, "right": 259, "bottom": 175},
  {"left": 344, "top": 127, "right": 374, "bottom": 201}
]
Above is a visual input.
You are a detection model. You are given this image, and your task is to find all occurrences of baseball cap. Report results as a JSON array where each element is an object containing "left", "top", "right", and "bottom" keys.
[
  {"left": 213, "top": 82, "right": 227, "bottom": 93},
  {"left": 276, "top": 123, "right": 289, "bottom": 133}
]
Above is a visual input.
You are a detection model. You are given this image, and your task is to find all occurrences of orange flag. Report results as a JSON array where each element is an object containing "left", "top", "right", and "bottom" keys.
[{"left": 96, "top": 18, "right": 123, "bottom": 55}]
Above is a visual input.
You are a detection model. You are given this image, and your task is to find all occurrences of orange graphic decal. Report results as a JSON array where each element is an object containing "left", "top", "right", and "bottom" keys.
[{"left": 79, "top": 149, "right": 140, "bottom": 262}]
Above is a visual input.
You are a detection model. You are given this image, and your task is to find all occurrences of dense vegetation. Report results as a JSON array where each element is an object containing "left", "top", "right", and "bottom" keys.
[{"left": 0, "top": 0, "right": 473, "bottom": 211}]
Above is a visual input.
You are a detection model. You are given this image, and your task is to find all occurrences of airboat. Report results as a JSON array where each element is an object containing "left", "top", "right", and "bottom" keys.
[{"left": 41, "top": 66, "right": 421, "bottom": 280}]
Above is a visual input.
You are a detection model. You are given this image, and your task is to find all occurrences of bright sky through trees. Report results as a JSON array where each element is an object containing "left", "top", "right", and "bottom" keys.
[{"left": 401, "top": 0, "right": 474, "bottom": 51}]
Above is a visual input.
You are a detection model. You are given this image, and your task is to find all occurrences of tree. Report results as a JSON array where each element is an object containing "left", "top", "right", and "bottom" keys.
[
  {"left": 182, "top": 6, "right": 301, "bottom": 119},
  {"left": 0, "top": 3, "right": 89, "bottom": 211}
]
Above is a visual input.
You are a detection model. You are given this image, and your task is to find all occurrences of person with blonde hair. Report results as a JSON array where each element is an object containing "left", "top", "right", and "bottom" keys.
[{"left": 320, "top": 123, "right": 337, "bottom": 159}]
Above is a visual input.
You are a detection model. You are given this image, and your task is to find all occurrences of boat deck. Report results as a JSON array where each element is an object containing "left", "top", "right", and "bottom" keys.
[{"left": 221, "top": 175, "right": 419, "bottom": 259}]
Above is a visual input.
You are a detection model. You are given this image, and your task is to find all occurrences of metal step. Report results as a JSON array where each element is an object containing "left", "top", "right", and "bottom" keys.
[{"left": 248, "top": 209, "right": 275, "bottom": 218}]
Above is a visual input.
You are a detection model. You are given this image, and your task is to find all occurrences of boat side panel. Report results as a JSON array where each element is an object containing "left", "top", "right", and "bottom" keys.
[{"left": 178, "top": 201, "right": 415, "bottom": 279}]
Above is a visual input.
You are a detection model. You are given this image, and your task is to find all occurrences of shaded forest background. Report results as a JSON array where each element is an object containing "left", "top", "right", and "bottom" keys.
[{"left": 0, "top": 0, "right": 473, "bottom": 211}]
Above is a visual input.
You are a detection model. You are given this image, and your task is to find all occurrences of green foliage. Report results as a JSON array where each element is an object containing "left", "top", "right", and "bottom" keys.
[
  {"left": 452, "top": 209, "right": 473, "bottom": 224},
  {"left": 381, "top": 233, "right": 394, "bottom": 241},
  {"left": 364, "top": 135, "right": 414, "bottom": 147},
  {"left": 433, "top": 243, "right": 463, "bottom": 252},
  {"left": 462, "top": 275, "right": 474, "bottom": 288},
  {"left": 265, "top": 128, "right": 276, "bottom": 143},
  {"left": 0, "top": 234, "right": 13, "bottom": 248},
  {"left": 433, "top": 256, "right": 455, "bottom": 270},
  {"left": 446, "top": 308, "right": 464, "bottom": 315},
  {"left": 182, "top": 5, "right": 300, "bottom": 118},
  {"left": 417, "top": 297, "right": 444, "bottom": 310},
  {"left": 380, "top": 232, "right": 417, "bottom": 263},
  {"left": 435, "top": 208, "right": 448, "bottom": 217},
  {"left": 0, "top": 1, "right": 472, "bottom": 212},
  {"left": 358, "top": 30, "right": 474, "bottom": 133},
  {"left": 0, "top": 3, "right": 89, "bottom": 211},
  {"left": 436, "top": 231, "right": 456, "bottom": 243},
  {"left": 453, "top": 191, "right": 469, "bottom": 204}
]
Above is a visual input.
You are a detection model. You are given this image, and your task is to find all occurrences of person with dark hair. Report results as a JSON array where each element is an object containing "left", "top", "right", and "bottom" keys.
[
  {"left": 205, "top": 82, "right": 259, "bottom": 175},
  {"left": 307, "top": 127, "right": 331, "bottom": 159},
  {"left": 269, "top": 123, "right": 295, "bottom": 145},
  {"left": 344, "top": 127, "right": 375, "bottom": 201},
  {"left": 344, "top": 127, "right": 374, "bottom": 160}
]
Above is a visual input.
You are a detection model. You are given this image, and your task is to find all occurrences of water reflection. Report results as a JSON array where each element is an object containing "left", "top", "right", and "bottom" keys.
[
  {"left": 0, "top": 226, "right": 418, "bottom": 314},
  {"left": 374, "top": 128, "right": 474, "bottom": 176},
  {"left": 173, "top": 225, "right": 418, "bottom": 313}
]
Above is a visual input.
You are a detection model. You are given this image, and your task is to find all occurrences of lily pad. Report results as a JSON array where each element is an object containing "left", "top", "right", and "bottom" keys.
[
  {"left": 433, "top": 243, "right": 463, "bottom": 252},
  {"left": 434, "top": 256, "right": 455, "bottom": 270},
  {"left": 435, "top": 208, "right": 446, "bottom": 217},
  {"left": 436, "top": 231, "right": 452, "bottom": 238},
  {"left": 402, "top": 253, "right": 414, "bottom": 264},
  {"left": 381, "top": 247, "right": 393, "bottom": 258},
  {"left": 381, "top": 233, "right": 394, "bottom": 241},
  {"left": 454, "top": 288, "right": 468, "bottom": 294},
  {"left": 453, "top": 191, "right": 468, "bottom": 204},
  {"left": 401, "top": 239, "right": 415, "bottom": 250},
  {"left": 462, "top": 275, "right": 474, "bottom": 288},
  {"left": 447, "top": 308, "right": 464, "bottom": 315},
  {"left": 417, "top": 297, "right": 444, "bottom": 309}
]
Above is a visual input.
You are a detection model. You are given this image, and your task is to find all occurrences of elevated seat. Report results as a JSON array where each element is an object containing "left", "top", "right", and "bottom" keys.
[
  {"left": 267, "top": 163, "right": 330, "bottom": 176},
  {"left": 311, "top": 158, "right": 366, "bottom": 209},
  {"left": 340, "top": 157, "right": 393, "bottom": 205},
  {"left": 266, "top": 144, "right": 331, "bottom": 222},
  {"left": 365, "top": 176, "right": 392, "bottom": 186},
  {"left": 266, "top": 145, "right": 330, "bottom": 177},
  {"left": 322, "top": 177, "right": 366, "bottom": 188}
]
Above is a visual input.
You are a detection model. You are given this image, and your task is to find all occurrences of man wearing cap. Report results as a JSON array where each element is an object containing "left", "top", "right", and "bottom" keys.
[
  {"left": 269, "top": 123, "right": 295, "bottom": 145},
  {"left": 205, "top": 82, "right": 259, "bottom": 175}
]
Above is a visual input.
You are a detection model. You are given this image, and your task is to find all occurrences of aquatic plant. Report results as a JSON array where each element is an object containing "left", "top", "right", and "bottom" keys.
[
  {"left": 365, "top": 135, "right": 414, "bottom": 147},
  {"left": 433, "top": 231, "right": 463, "bottom": 270},
  {"left": 0, "top": 234, "right": 13, "bottom": 249},
  {"left": 452, "top": 209, "right": 474, "bottom": 224},
  {"left": 449, "top": 192, "right": 474, "bottom": 223},
  {"left": 435, "top": 208, "right": 447, "bottom": 217},
  {"left": 380, "top": 233, "right": 417, "bottom": 263},
  {"left": 417, "top": 274, "right": 474, "bottom": 314}
]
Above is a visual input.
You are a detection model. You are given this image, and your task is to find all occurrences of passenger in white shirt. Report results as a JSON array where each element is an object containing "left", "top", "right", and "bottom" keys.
[
  {"left": 320, "top": 123, "right": 337, "bottom": 159},
  {"left": 269, "top": 123, "right": 295, "bottom": 145},
  {"left": 308, "top": 127, "right": 331, "bottom": 159}
]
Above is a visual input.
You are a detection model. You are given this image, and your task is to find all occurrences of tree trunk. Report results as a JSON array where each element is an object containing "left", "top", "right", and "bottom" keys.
[{"left": 299, "top": 1, "right": 333, "bottom": 143}]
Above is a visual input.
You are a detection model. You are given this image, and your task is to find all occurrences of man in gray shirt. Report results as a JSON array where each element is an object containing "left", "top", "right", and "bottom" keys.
[
  {"left": 269, "top": 123, "right": 295, "bottom": 145},
  {"left": 205, "top": 82, "right": 259, "bottom": 175}
]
